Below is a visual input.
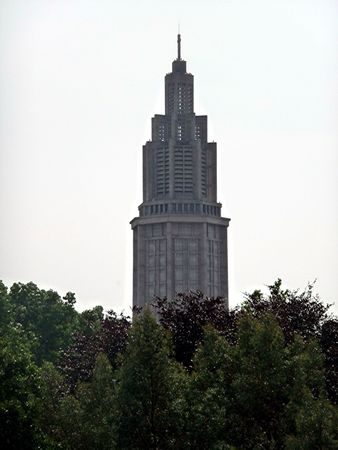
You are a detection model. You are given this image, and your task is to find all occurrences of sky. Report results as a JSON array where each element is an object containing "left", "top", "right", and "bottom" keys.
[{"left": 0, "top": 0, "right": 337, "bottom": 315}]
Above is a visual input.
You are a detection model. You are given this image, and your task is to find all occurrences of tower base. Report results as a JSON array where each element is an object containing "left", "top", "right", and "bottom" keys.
[{"left": 130, "top": 214, "right": 230, "bottom": 308}]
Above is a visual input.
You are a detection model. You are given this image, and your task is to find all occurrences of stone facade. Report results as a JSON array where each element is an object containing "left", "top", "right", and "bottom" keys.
[{"left": 131, "top": 35, "right": 230, "bottom": 308}]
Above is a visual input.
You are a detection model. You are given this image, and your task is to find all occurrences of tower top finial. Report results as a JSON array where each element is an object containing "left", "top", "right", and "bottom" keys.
[{"left": 177, "top": 30, "right": 181, "bottom": 60}]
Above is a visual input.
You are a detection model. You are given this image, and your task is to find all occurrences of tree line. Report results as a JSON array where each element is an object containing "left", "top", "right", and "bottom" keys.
[{"left": 0, "top": 280, "right": 337, "bottom": 449}]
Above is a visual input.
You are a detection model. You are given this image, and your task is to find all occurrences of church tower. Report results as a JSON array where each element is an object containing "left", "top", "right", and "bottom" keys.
[{"left": 130, "top": 35, "right": 230, "bottom": 308}]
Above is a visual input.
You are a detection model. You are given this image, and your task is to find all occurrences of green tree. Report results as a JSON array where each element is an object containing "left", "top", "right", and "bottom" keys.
[
  {"left": 9, "top": 282, "right": 80, "bottom": 364},
  {"left": 56, "top": 354, "right": 116, "bottom": 450},
  {"left": 223, "top": 314, "right": 288, "bottom": 448},
  {"left": 285, "top": 395, "right": 338, "bottom": 449},
  {"left": 38, "top": 354, "right": 116, "bottom": 450},
  {"left": 0, "top": 281, "right": 12, "bottom": 329},
  {"left": 116, "top": 307, "right": 186, "bottom": 449},
  {"left": 283, "top": 337, "right": 338, "bottom": 448},
  {"left": 186, "top": 326, "right": 234, "bottom": 449},
  {"left": 74, "top": 353, "right": 116, "bottom": 449},
  {"left": 0, "top": 326, "right": 39, "bottom": 449},
  {"left": 34, "top": 362, "right": 66, "bottom": 449},
  {"left": 222, "top": 314, "right": 337, "bottom": 449},
  {"left": 0, "top": 281, "right": 41, "bottom": 449},
  {"left": 79, "top": 306, "right": 104, "bottom": 336}
]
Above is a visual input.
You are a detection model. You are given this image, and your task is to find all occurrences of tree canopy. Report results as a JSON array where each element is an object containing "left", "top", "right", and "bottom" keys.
[{"left": 0, "top": 279, "right": 337, "bottom": 449}]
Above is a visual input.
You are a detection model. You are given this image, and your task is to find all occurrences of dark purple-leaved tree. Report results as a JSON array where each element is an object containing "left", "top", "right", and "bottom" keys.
[
  {"left": 58, "top": 310, "right": 130, "bottom": 392},
  {"left": 153, "top": 280, "right": 337, "bottom": 403},
  {"left": 152, "top": 290, "right": 237, "bottom": 369}
]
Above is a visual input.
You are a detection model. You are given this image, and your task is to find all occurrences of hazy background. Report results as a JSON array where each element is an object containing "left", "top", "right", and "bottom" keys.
[{"left": 1, "top": 0, "right": 337, "bottom": 314}]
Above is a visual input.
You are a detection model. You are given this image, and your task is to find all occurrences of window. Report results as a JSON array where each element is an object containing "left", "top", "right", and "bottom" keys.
[
  {"left": 174, "top": 147, "right": 193, "bottom": 194},
  {"left": 178, "top": 85, "right": 184, "bottom": 114},
  {"left": 177, "top": 124, "right": 182, "bottom": 141},
  {"left": 156, "top": 147, "right": 169, "bottom": 196},
  {"left": 158, "top": 124, "right": 165, "bottom": 142}
]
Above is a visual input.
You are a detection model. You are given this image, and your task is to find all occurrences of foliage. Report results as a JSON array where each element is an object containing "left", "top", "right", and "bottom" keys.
[
  {"left": 187, "top": 315, "right": 338, "bottom": 450},
  {"left": 116, "top": 307, "right": 186, "bottom": 449},
  {"left": 185, "top": 326, "right": 234, "bottom": 449},
  {"left": 228, "top": 314, "right": 288, "bottom": 448},
  {"left": 243, "top": 279, "right": 330, "bottom": 342},
  {"left": 153, "top": 290, "right": 237, "bottom": 369},
  {"left": 78, "top": 305, "right": 104, "bottom": 336},
  {"left": 243, "top": 279, "right": 337, "bottom": 405},
  {"left": 0, "top": 281, "right": 40, "bottom": 449},
  {"left": 284, "top": 395, "right": 338, "bottom": 449},
  {"left": 8, "top": 282, "right": 80, "bottom": 364},
  {"left": 0, "top": 281, "right": 12, "bottom": 328},
  {"left": 154, "top": 280, "right": 337, "bottom": 404},
  {"left": 0, "top": 326, "right": 39, "bottom": 448},
  {"left": 35, "top": 362, "right": 66, "bottom": 449},
  {"left": 35, "top": 354, "right": 117, "bottom": 449},
  {"left": 55, "top": 354, "right": 116, "bottom": 449},
  {"left": 0, "top": 279, "right": 337, "bottom": 449},
  {"left": 58, "top": 310, "right": 130, "bottom": 391},
  {"left": 321, "top": 319, "right": 338, "bottom": 404}
]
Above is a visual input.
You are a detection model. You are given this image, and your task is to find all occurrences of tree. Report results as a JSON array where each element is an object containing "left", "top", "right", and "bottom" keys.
[
  {"left": 0, "top": 281, "right": 12, "bottom": 329},
  {"left": 0, "top": 281, "right": 41, "bottom": 449},
  {"left": 282, "top": 336, "right": 338, "bottom": 448},
  {"left": 34, "top": 362, "right": 66, "bottom": 449},
  {"left": 243, "top": 279, "right": 338, "bottom": 405},
  {"left": 37, "top": 354, "right": 117, "bottom": 449},
  {"left": 78, "top": 306, "right": 104, "bottom": 336},
  {"left": 185, "top": 313, "right": 338, "bottom": 450},
  {"left": 154, "top": 281, "right": 337, "bottom": 403},
  {"left": 285, "top": 395, "right": 338, "bottom": 449},
  {"left": 243, "top": 279, "right": 330, "bottom": 343},
  {"left": 321, "top": 319, "right": 338, "bottom": 405},
  {"left": 0, "top": 327, "right": 39, "bottom": 449},
  {"left": 75, "top": 353, "right": 116, "bottom": 449},
  {"left": 226, "top": 314, "right": 288, "bottom": 448},
  {"left": 56, "top": 354, "right": 117, "bottom": 450},
  {"left": 186, "top": 326, "right": 234, "bottom": 449},
  {"left": 1, "top": 278, "right": 337, "bottom": 448},
  {"left": 59, "top": 310, "right": 130, "bottom": 392},
  {"left": 116, "top": 307, "right": 186, "bottom": 449},
  {"left": 8, "top": 282, "right": 80, "bottom": 364},
  {"left": 153, "top": 291, "right": 237, "bottom": 369}
]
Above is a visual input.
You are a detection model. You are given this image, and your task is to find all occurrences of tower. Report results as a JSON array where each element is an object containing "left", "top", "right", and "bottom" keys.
[{"left": 130, "top": 35, "right": 230, "bottom": 308}]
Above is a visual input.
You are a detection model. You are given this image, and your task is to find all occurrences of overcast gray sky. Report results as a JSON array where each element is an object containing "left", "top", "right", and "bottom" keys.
[{"left": 1, "top": 0, "right": 337, "bottom": 315}]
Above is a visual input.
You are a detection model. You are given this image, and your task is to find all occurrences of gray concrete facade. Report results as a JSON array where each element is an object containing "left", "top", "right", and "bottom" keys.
[{"left": 131, "top": 35, "right": 230, "bottom": 308}]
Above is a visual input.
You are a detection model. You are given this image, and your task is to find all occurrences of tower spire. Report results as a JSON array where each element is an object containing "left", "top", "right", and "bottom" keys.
[{"left": 177, "top": 30, "right": 181, "bottom": 60}]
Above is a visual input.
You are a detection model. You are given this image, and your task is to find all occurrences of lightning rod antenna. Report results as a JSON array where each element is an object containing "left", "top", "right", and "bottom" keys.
[{"left": 177, "top": 25, "right": 181, "bottom": 60}]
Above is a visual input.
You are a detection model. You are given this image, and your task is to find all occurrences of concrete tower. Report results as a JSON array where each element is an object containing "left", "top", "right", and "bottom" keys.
[{"left": 131, "top": 35, "right": 230, "bottom": 308}]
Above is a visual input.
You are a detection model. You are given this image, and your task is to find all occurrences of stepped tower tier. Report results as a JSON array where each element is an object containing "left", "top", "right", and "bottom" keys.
[{"left": 131, "top": 35, "right": 230, "bottom": 308}]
